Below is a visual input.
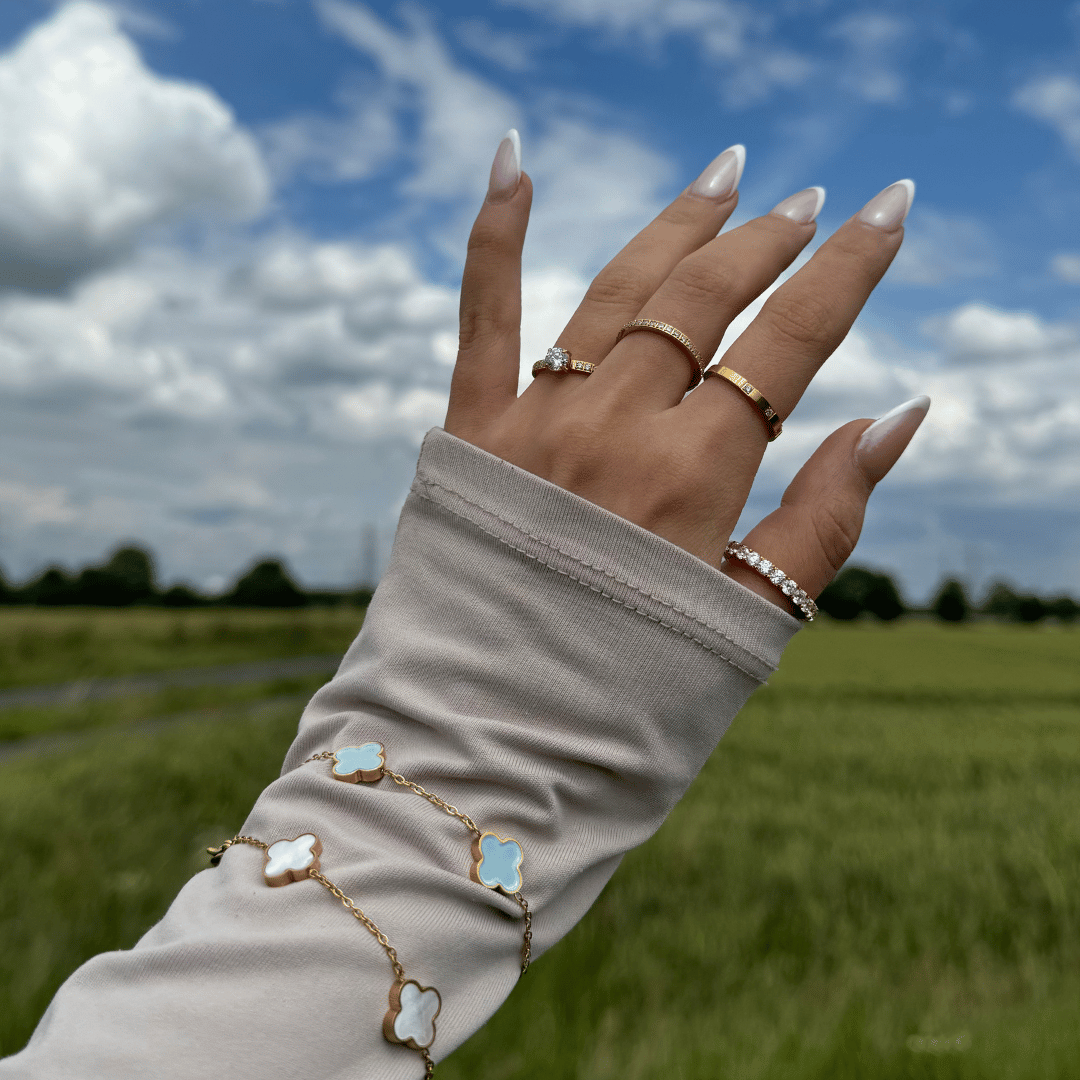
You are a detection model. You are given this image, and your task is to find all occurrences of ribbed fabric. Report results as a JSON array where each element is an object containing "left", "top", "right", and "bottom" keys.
[{"left": 2, "top": 429, "right": 801, "bottom": 1079}]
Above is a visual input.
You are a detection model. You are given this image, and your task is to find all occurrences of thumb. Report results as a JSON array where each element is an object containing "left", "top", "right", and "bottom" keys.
[{"left": 724, "top": 395, "right": 930, "bottom": 615}]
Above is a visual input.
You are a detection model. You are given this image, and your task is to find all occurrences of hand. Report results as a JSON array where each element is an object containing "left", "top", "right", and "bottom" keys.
[{"left": 444, "top": 133, "right": 929, "bottom": 615}]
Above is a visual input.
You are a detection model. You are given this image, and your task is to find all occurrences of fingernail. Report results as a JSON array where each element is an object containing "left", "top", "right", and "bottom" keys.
[
  {"left": 857, "top": 179, "right": 915, "bottom": 231},
  {"left": 770, "top": 186, "right": 826, "bottom": 224},
  {"left": 688, "top": 144, "right": 745, "bottom": 200},
  {"left": 855, "top": 395, "right": 930, "bottom": 483},
  {"left": 488, "top": 129, "right": 521, "bottom": 199}
]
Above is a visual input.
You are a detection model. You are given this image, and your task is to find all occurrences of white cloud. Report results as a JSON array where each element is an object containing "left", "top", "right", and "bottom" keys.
[
  {"left": 453, "top": 18, "right": 536, "bottom": 73},
  {"left": 923, "top": 302, "right": 1075, "bottom": 359},
  {"left": 890, "top": 208, "right": 998, "bottom": 285},
  {"left": 1014, "top": 74, "right": 1080, "bottom": 158},
  {"left": 828, "top": 12, "right": 909, "bottom": 105},
  {"left": 1051, "top": 253, "right": 1080, "bottom": 282},
  {"left": 0, "top": 2, "right": 269, "bottom": 290}
]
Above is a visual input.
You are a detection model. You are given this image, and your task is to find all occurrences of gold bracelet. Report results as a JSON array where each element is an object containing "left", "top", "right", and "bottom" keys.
[
  {"left": 307, "top": 743, "right": 532, "bottom": 972},
  {"left": 208, "top": 833, "right": 438, "bottom": 1077}
]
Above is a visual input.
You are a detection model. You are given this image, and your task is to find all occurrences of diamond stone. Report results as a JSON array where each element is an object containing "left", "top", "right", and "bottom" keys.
[
  {"left": 781, "top": 579, "right": 796, "bottom": 596},
  {"left": 769, "top": 568, "right": 785, "bottom": 584},
  {"left": 758, "top": 559, "right": 772, "bottom": 573},
  {"left": 545, "top": 347, "right": 570, "bottom": 371},
  {"left": 746, "top": 553, "right": 760, "bottom": 567}
]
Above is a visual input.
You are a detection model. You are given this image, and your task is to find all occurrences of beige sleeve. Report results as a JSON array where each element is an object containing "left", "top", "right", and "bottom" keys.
[{"left": 1, "top": 429, "right": 800, "bottom": 1079}]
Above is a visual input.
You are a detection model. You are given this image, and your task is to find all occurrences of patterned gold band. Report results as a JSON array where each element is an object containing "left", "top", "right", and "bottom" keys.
[
  {"left": 703, "top": 364, "right": 783, "bottom": 441},
  {"left": 615, "top": 319, "right": 706, "bottom": 391}
]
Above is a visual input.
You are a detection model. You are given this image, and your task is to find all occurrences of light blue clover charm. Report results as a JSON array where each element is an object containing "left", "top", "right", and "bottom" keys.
[
  {"left": 383, "top": 979, "right": 442, "bottom": 1051},
  {"left": 263, "top": 833, "right": 322, "bottom": 888},
  {"left": 469, "top": 831, "right": 524, "bottom": 894},
  {"left": 332, "top": 742, "right": 385, "bottom": 784}
]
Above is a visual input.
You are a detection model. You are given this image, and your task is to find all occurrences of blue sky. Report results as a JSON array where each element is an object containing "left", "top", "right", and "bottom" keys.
[{"left": 0, "top": 0, "right": 1077, "bottom": 601}]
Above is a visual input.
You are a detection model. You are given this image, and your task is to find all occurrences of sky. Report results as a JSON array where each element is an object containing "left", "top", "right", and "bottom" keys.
[{"left": 0, "top": 0, "right": 1077, "bottom": 601}]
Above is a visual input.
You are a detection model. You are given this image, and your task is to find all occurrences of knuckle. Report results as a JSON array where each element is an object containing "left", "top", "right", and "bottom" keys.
[
  {"left": 466, "top": 221, "right": 510, "bottom": 260},
  {"left": 666, "top": 256, "right": 738, "bottom": 308},
  {"left": 457, "top": 308, "right": 515, "bottom": 353},
  {"left": 762, "top": 290, "right": 837, "bottom": 353},
  {"left": 583, "top": 262, "right": 654, "bottom": 310},
  {"left": 809, "top": 500, "right": 861, "bottom": 573}
]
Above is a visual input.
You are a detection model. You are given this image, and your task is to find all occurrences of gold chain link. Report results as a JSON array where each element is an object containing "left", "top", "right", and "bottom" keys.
[
  {"left": 421, "top": 1049, "right": 435, "bottom": 1077},
  {"left": 308, "top": 868, "right": 406, "bottom": 981},
  {"left": 382, "top": 768, "right": 481, "bottom": 837},
  {"left": 512, "top": 891, "right": 532, "bottom": 974},
  {"left": 303, "top": 751, "right": 337, "bottom": 763}
]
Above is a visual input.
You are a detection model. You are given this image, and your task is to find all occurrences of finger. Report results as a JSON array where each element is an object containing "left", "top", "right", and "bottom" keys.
[
  {"left": 594, "top": 186, "right": 826, "bottom": 407},
  {"left": 723, "top": 395, "right": 930, "bottom": 614},
  {"left": 530, "top": 145, "right": 745, "bottom": 390},
  {"left": 683, "top": 179, "right": 915, "bottom": 445},
  {"left": 446, "top": 130, "right": 533, "bottom": 438}
]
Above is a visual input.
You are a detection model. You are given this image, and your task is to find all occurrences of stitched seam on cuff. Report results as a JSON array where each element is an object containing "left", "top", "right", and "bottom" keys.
[{"left": 412, "top": 480, "right": 769, "bottom": 682}]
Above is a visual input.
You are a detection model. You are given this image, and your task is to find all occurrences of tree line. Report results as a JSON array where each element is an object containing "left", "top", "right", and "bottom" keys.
[
  {"left": 0, "top": 545, "right": 1076, "bottom": 620},
  {"left": 818, "top": 567, "right": 1078, "bottom": 623},
  {"left": 0, "top": 546, "right": 371, "bottom": 609}
]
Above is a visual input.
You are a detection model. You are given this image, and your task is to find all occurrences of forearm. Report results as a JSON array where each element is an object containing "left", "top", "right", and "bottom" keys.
[{"left": 2, "top": 429, "right": 799, "bottom": 1078}]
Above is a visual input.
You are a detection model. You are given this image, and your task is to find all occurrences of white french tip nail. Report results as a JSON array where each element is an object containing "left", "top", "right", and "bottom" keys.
[
  {"left": 688, "top": 144, "right": 746, "bottom": 200},
  {"left": 488, "top": 128, "right": 522, "bottom": 197},
  {"left": 770, "top": 186, "right": 826, "bottom": 224},
  {"left": 855, "top": 394, "right": 930, "bottom": 482},
  {"left": 857, "top": 178, "right": 916, "bottom": 231}
]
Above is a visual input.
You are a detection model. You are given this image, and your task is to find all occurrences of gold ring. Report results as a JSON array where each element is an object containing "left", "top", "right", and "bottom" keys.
[
  {"left": 532, "top": 347, "right": 595, "bottom": 378},
  {"left": 614, "top": 320, "right": 705, "bottom": 391},
  {"left": 703, "top": 365, "right": 783, "bottom": 441}
]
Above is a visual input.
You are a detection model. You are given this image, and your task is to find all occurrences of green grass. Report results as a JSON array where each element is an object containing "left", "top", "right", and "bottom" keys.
[
  {"left": 1, "top": 620, "right": 1078, "bottom": 1077},
  {"left": 0, "top": 606, "right": 364, "bottom": 689}
]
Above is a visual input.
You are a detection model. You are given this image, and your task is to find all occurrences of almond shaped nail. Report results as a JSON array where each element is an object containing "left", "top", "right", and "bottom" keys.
[
  {"left": 488, "top": 128, "right": 521, "bottom": 198},
  {"left": 855, "top": 395, "right": 930, "bottom": 483},
  {"left": 688, "top": 144, "right": 745, "bottom": 200},
  {"left": 770, "top": 186, "right": 826, "bottom": 224},
  {"left": 857, "top": 179, "right": 915, "bottom": 231}
]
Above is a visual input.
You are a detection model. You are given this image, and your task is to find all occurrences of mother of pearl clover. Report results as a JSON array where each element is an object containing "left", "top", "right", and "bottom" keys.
[
  {"left": 332, "top": 742, "right": 385, "bottom": 784},
  {"left": 469, "top": 831, "right": 524, "bottom": 894},
  {"left": 263, "top": 834, "right": 322, "bottom": 887},
  {"left": 383, "top": 979, "right": 442, "bottom": 1051}
]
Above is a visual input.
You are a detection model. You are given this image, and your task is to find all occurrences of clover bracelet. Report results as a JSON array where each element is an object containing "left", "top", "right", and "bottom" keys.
[
  {"left": 307, "top": 741, "right": 533, "bottom": 972},
  {"left": 207, "top": 832, "right": 440, "bottom": 1078}
]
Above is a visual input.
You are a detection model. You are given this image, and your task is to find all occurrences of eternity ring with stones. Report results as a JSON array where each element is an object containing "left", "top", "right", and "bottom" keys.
[
  {"left": 724, "top": 542, "right": 818, "bottom": 621},
  {"left": 531, "top": 346, "right": 595, "bottom": 377},
  {"left": 614, "top": 319, "right": 706, "bottom": 392},
  {"left": 704, "top": 365, "right": 783, "bottom": 441}
]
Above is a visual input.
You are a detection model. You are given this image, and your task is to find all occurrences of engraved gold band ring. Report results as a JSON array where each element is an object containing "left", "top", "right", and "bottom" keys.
[
  {"left": 704, "top": 365, "right": 783, "bottom": 441},
  {"left": 532, "top": 346, "right": 595, "bottom": 377},
  {"left": 615, "top": 319, "right": 706, "bottom": 391}
]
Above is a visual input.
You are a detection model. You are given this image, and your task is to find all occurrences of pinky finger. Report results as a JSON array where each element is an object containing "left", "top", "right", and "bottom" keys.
[{"left": 725, "top": 395, "right": 930, "bottom": 614}]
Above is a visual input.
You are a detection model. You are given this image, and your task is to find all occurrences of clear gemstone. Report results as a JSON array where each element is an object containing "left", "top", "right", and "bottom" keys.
[
  {"left": 746, "top": 553, "right": 761, "bottom": 568},
  {"left": 758, "top": 559, "right": 772, "bottom": 573},
  {"left": 769, "top": 568, "right": 785, "bottom": 584},
  {"left": 545, "top": 347, "right": 569, "bottom": 371}
]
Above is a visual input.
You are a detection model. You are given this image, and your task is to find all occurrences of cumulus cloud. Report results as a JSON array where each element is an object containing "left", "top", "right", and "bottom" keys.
[
  {"left": 1014, "top": 74, "right": 1080, "bottom": 157},
  {"left": 828, "top": 12, "right": 909, "bottom": 104},
  {"left": 0, "top": 2, "right": 269, "bottom": 291}
]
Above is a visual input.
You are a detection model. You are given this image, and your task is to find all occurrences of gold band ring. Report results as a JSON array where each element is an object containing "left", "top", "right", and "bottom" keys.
[
  {"left": 532, "top": 346, "right": 595, "bottom": 378},
  {"left": 703, "top": 365, "right": 783, "bottom": 441},
  {"left": 615, "top": 320, "right": 706, "bottom": 391}
]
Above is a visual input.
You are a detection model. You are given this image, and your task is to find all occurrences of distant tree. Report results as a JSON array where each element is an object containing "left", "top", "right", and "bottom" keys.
[
  {"left": 225, "top": 559, "right": 307, "bottom": 607},
  {"left": 1048, "top": 596, "right": 1079, "bottom": 623},
  {"left": 983, "top": 582, "right": 1019, "bottom": 620},
  {"left": 0, "top": 567, "right": 11, "bottom": 605},
  {"left": 160, "top": 584, "right": 205, "bottom": 608},
  {"left": 932, "top": 578, "right": 970, "bottom": 623},
  {"left": 23, "top": 567, "right": 79, "bottom": 606},
  {"left": 816, "top": 567, "right": 906, "bottom": 621},
  {"left": 1015, "top": 595, "right": 1047, "bottom": 623},
  {"left": 71, "top": 545, "right": 158, "bottom": 606}
]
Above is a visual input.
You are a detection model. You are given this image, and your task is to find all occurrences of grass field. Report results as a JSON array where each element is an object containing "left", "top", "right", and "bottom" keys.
[{"left": 0, "top": 614, "right": 1077, "bottom": 1078}]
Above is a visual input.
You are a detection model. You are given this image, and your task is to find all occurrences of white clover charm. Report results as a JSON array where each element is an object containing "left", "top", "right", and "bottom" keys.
[
  {"left": 332, "top": 742, "right": 385, "bottom": 784},
  {"left": 263, "top": 833, "right": 322, "bottom": 887},
  {"left": 383, "top": 979, "right": 442, "bottom": 1051},
  {"left": 469, "top": 831, "right": 524, "bottom": 893}
]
